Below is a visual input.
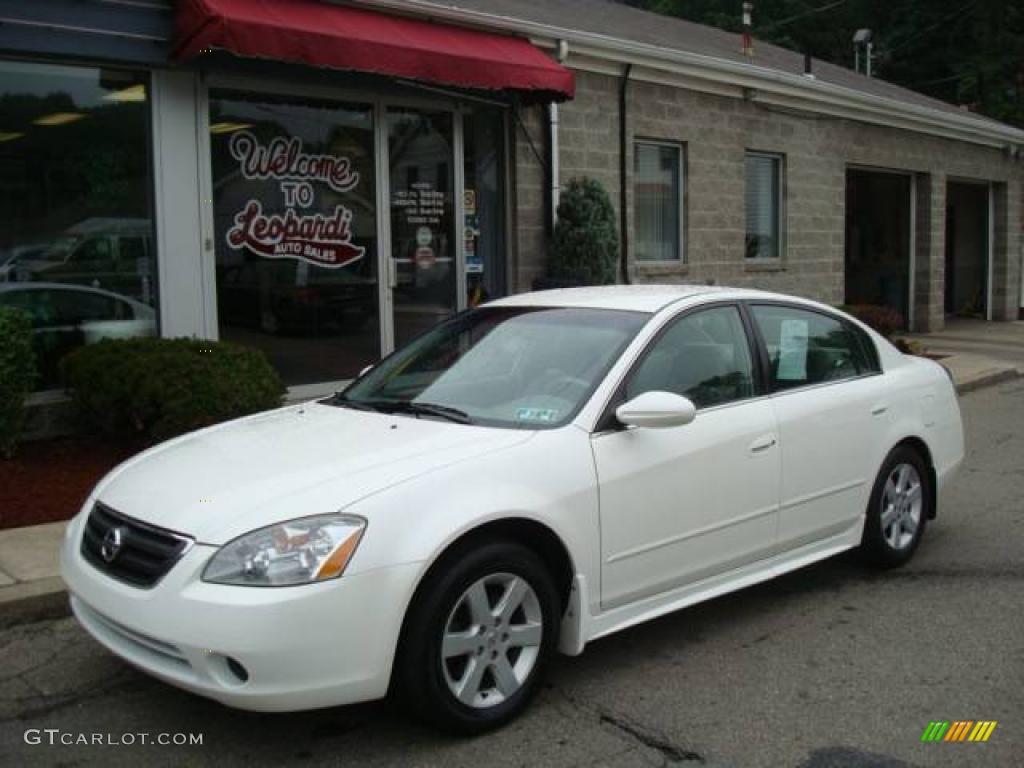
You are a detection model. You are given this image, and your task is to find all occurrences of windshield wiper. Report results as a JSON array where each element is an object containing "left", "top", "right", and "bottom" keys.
[
  {"left": 333, "top": 397, "right": 474, "bottom": 425},
  {"left": 380, "top": 401, "right": 475, "bottom": 425}
]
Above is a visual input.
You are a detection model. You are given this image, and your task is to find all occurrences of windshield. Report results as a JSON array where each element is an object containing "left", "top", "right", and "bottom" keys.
[{"left": 335, "top": 306, "right": 649, "bottom": 428}]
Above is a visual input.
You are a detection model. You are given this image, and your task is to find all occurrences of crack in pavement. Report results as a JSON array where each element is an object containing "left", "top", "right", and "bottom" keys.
[
  {"left": 598, "top": 712, "right": 704, "bottom": 764},
  {"left": 548, "top": 685, "right": 704, "bottom": 765}
]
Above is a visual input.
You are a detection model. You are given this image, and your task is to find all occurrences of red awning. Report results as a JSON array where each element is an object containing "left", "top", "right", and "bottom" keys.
[{"left": 174, "top": 0, "right": 575, "bottom": 101}]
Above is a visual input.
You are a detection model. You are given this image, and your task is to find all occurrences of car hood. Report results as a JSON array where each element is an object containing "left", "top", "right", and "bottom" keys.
[{"left": 92, "top": 402, "right": 533, "bottom": 544}]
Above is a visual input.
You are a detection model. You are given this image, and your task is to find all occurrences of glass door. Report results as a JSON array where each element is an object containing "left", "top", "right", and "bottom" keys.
[{"left": 387, "top": 107, "right": 457, "bottom": 347}]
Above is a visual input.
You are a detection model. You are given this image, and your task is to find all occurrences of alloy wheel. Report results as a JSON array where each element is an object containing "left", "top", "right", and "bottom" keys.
[
  {"left": 441, "top": 572, "right": 543, "bottom": 709},
  {"left": 881, "top": 462, "right": 923, "bottom": 550}
]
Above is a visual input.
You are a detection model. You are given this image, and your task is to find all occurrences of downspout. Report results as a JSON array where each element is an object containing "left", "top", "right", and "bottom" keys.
[
  {"left": 547, "top": 101, "right": 559, "bottom": 235},
  {"left": 619, "top": 62, "right": 632, "bottom": 284},
  {"left": 548, "top": 39, "right": 570, "bottom": 235}
]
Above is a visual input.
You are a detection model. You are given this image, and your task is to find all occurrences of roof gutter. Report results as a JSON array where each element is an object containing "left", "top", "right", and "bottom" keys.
[{"left": 350, "top": 0, "right": 1024, "bottom": 150}]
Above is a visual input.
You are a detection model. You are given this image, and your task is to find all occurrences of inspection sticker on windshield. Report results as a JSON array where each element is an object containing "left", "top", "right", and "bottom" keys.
[{"left": 516, "top": 407, "right": 559, "bottom": 423}]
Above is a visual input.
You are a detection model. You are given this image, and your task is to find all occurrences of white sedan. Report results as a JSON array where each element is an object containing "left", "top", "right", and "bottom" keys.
[{"left": 61, "top": 286, "right": 963, "bottom": 732}]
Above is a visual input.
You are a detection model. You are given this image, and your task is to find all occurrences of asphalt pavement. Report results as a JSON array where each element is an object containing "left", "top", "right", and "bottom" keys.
[{"left": 2, "top": 381, "right": 1023, "bottom": 767}]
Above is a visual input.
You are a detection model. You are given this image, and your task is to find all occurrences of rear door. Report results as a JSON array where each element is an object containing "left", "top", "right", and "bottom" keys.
[
  {"left": 592, "top": 304, "right": 780, "bottom": 609},
  {"left": 748, "top": 303, "right": 888, "bottom": 551}
]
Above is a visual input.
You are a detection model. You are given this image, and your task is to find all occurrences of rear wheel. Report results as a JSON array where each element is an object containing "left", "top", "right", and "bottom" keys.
[
  {"left": 394, "top": 539, "right": 559, "bottom": 734},
  {"left": 860, "top": 445, "right": 930, "bottom": 568}
]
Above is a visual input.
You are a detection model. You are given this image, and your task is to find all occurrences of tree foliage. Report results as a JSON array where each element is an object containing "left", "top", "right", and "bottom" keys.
[{"left": 625, "top": 1, "right": 1024, "bottom": 127}]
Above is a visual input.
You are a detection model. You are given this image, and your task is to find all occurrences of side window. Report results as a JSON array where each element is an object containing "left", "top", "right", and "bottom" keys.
[
  {"left": 51, "top": 289, "right": 119, "bottom": 325},
  {"left": 69, "top": 238, "right": 112, "bottom": 264},
  {"left": 0, "top": 289, "right": 56, "bottom": 327},
  {"left": 751, "top": 305, "right": 869, "bottom": 390},
  {"left": 626, "top": 306, "right": 756, "bottom": 409}
]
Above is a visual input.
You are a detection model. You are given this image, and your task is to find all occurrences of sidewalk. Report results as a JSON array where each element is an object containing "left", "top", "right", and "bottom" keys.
[
  {"left": 0, "top": 348, "right": 1019, "bottom": 628},
  {"left": 0, "top": 521, "right": 68, "bottom": 628}
]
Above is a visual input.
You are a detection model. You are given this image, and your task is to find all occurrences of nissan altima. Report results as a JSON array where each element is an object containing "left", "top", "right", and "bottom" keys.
[{"left": 61, "top": 285, "right": 963, "bottom": 732}]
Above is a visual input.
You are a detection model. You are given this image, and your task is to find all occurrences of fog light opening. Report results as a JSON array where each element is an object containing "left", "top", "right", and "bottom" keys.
[{"left": 225, "top": 656, "right": 249, "bottom": 684}]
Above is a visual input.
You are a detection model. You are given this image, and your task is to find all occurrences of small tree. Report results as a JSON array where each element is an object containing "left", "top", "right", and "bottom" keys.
[
  {"left": 549, "top": 177, "right": 619, "bottom": 286},
  {"left": 0, "top": 307, "right": 36, "bottom": 458}
]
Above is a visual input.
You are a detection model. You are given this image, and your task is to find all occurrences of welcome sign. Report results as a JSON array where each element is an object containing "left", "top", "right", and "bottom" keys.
[{"left": 224, "top": 131, "right": 366, "bottom": 269}]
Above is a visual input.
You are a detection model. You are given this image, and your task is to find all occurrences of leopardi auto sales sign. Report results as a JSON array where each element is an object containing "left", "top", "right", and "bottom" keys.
[{"left": 225, "top": 132, "right": 365, "bottom": 269}]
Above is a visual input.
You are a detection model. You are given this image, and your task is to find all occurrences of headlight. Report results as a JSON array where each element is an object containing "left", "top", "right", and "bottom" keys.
[{"left": 202, "top": 514, "right": 366, "bottom": 587}]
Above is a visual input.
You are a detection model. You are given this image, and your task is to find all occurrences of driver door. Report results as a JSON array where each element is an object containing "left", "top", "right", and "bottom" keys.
[{"left": 591, "top": 304, "right": 780, "bottom": 609}]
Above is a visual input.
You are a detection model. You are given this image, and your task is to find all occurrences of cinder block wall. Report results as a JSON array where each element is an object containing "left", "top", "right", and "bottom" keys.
[{"left": 512, "top": 68, "right": 1023, "bottom": 331}]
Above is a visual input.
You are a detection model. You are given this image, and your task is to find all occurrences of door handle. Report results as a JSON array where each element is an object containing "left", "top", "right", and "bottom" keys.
[
  {"left": 748, "top": 434, "right": 777, "bottom": 454},
  {"left": 871, "top": 404, "right": 889, "bottom": 416}
]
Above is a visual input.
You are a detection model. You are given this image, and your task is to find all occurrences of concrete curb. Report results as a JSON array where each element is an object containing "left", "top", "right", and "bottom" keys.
[
  {"left": 0, "top": 576, "right": 69, "bottom": 630},
  {"left": 954, "top": 367, "right": 1021, "bottom": 395}
]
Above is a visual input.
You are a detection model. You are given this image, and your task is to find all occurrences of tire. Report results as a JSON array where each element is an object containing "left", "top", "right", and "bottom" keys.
[
  {"left": 860, "top": 445, "right": 931, "bottom": 569},
  {"left": 393, "top": 538, "right": 560, "bottom": 734}
]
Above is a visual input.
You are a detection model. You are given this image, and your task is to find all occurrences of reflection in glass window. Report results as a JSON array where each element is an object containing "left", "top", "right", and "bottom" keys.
[
  {"left": 340, "top": 307, "right": 648, "bottom": 429},
  {"left": 626, "top": 306, "right": 755, "bottom": 409},
  {"left": 463, "top": 107, "right": 506, "bottom": 306},
  {"left": 745, "top": 152, "right": 783, "bottom": 260},
  {"left": 751, "top": 305, "right": 869, "bottom": 390},
  {"left": 388, "top": 108, "right": 455, "bottom": 348},
  {"left": 634, "top": 142, "right": 682, "bottom": 262},
  {"left": 209, "top": 91, "right": 379, "bottom": 386},
  {"left": 0, "top": 61, "right": 156, "bottom": 389}
]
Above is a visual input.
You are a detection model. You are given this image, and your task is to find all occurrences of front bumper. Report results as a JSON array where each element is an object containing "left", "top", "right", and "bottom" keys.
[{"left": 60, "top": 513, "right": 422, "bottom": 712}]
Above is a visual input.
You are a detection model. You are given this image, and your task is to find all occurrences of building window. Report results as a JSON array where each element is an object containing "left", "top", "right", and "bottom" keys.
[
  {"left": 634, "top": 142, "right": 683, "bottom": 262},
  {"left": 745, "top": 152, "right": 783, "bottom": 260},
  {"left": 0, "top": 60, "right": 156, "bottom": 390}
]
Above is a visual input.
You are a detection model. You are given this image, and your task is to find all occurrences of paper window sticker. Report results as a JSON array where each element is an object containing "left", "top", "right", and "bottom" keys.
[{"left": 777, "top": 318, "right": 809, "bottom": 381}]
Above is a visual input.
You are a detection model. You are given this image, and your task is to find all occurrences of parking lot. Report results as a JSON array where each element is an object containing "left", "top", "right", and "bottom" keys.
[{"left": 2, "top": 381, "right": 1022, "bottom": 767}]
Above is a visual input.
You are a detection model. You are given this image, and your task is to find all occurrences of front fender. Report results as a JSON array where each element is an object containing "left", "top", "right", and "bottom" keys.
[{"left": 343, "top": 426, "right": 602, "bottom": 621}]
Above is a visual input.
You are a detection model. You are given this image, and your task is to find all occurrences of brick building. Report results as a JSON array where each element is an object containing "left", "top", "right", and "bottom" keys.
[{"left": 1, "top": 0, "right": 1021, "bottom": 401}]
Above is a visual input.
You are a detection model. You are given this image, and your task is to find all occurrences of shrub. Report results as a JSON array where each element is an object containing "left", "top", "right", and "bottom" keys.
[
  {"left": 0, "top": 307, "right": 36, "bottom": 458},
  {"left": 838, "top": 304, "right": 905, "bottom": 338},
  {"left": 62, "top": 337, "right": 285, "bottom": 445},
  {"left": 549, "top": 177, "right": 619, "bottom": 286}
]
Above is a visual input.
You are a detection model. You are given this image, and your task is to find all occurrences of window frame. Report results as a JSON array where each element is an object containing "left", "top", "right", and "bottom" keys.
[
  {"left": 633, "top": 139, "right": 686, "bottom": 264},
  {"left": 744, "top": 150, "right": 785, "bottom": 262},
  {"left": 595, "top": 301, "right": 766, "bottom": 431},
  {"left": 743, "top": 301, "right": 884, "bottom": 395}
]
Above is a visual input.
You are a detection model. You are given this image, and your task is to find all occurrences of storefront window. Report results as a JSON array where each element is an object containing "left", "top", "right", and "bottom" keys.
[
  {"left": 0, "top": 61, "right": 156, "bottom": 390},
  {"left": 463, "top": 107, "right": 506, "bottom": 306},
  {"left": 209, "top": 91, "right": 379, "bottom": 386}
]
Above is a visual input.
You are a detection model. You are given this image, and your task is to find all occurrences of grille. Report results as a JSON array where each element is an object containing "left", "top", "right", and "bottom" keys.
[{"left": 81, "top": 502, "right": 192, "bottom": 588}]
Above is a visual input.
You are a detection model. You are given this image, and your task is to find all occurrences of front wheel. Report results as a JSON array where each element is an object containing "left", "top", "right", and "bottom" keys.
[
  {"left": 393, "top": 539, "right": 560, "bottom": 734},
  {"left": 860, "top": 446, "right": 930, "bottom": 568}
]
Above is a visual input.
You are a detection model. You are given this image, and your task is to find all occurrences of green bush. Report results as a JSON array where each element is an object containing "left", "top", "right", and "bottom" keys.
[
  {"left": 838, "top": 304, "right": 905, "bottom": 338},
  {"left": 0, "top": 307, "right": 36, "bottom": 458},
  {"left": 62, "top": 337, "right": 285, "bottom": 445},
  {"left": 549, "top": 177, "right": 619, "bottom": 286}
]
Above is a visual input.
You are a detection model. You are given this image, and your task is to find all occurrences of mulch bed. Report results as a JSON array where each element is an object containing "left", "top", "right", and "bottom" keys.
[{"left": 0, "top": 437, "right": 139, "bottom": 530}]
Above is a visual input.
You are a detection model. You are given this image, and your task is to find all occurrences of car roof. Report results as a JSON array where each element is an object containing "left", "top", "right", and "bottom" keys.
[{"left": 487, "top": 284, "right": 777, "bottom": 313}]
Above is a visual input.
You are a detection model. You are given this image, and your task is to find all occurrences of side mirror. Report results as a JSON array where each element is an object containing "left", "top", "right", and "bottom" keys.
[
  {"left": 358, "top": 364, "right": 374, "bottom": 378},
  {"left": 615, "top": 391, "right": 697, "bottom": 429}
]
